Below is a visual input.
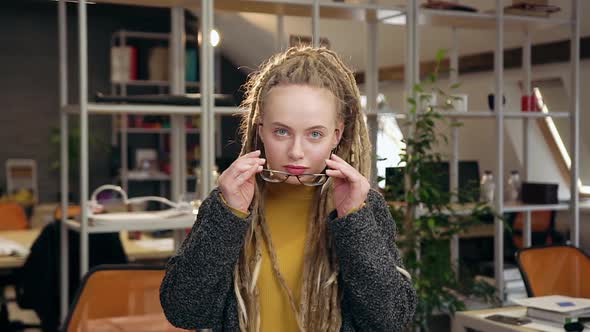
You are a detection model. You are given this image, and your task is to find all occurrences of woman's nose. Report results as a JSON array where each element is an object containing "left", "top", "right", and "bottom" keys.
[{"left": 288, "top": 138, "right": 304, "bottom": 160}]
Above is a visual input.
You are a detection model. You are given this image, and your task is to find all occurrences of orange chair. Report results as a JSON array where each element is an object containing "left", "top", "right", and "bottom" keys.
[
  {"left": 511, "top": 210, "right": 558, "bottom": 249},
  {"left": 516, "top": 245, "right": 590, "bottom": 298},
  {"left": 53, "top": 205, "right": 81, "bottom": 221},
  {"left": 63, "top": 265, "right": 189, "bottom": 332},
  {"left": 0, "top": 202, "right": 29, "bottom": 230}
]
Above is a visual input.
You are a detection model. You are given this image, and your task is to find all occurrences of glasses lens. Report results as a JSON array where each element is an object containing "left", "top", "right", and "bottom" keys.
[
  {"left": 298, "top": 174, "right": 328, "bottom": 186},
  {"left": 260, "top": 169, "right": 289, "bottom": 183}
]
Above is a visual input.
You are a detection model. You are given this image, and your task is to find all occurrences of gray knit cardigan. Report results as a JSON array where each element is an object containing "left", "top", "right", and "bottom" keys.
[{"left": 160, "top": 188, "right": 417, "bottom": 331}]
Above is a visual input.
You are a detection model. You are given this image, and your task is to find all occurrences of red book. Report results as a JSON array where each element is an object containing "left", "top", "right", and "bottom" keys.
[{"left": 129, "top": 46, "right": 138, "bottom": 81}]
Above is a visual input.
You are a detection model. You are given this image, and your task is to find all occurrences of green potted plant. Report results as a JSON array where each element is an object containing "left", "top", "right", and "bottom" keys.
[
  {"left": 49, "top": 125, "right": 110, "bottom": 202},
  {"left": 387, "top": 50, "right": 500, "bottom": 331}
]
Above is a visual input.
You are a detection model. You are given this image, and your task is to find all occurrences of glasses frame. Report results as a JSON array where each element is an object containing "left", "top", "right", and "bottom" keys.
[{"left": 254, "top": 124, "right": 331, "bottom": 187}]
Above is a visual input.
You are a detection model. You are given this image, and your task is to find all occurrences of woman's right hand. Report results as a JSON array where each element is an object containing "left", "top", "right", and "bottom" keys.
[{"left": 217, "top": 150, "right": 265, "bottom": 213}]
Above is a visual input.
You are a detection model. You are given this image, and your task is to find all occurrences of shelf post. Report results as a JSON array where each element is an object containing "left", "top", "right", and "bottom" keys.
[
  {"left": 58, "top": 0, "right": 69, "bottom": 322},
  {"left": 493, "top": 0, "right": 505, "bottom": 301},
  {"left": 170, "top": 7, "right": 188, "bottom": 249},
  {"left": 277, "top": 14, "right": 285, "bottom": 51},
  {"left": 570, "top": 0, "right": 580, "bottom": 246},
  {"left": 312, "top": 0, "right": 320, "bottom": 47},
  {"left": 170, "top": 7, "right": 187, "bottom": 202},
  {"left": 119, "top": 31, "right": 129, "bottom": 193},
  {"left": 522, "top": 29, "right": 532, "bottom": 248},
  {"left": 366, "top": 0, "right": 378, "bottom": 188},
  {"left": 78, "top": 0, "right": 90, "bottom": 280},
  {"left": 200, "top": 0, "right": 215, "bottom": 198},
  {"left": 450, "top": 24, "right": 460, "bottom": 278}
]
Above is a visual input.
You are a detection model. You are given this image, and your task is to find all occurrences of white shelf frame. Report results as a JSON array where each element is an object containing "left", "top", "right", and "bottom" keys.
[
  {"left": 111, "top": 79, "right": 200, "bottom": 88},
  {"left": 63, "top": 104, "right": 240, "bottom": 115},
  {"left": 115, "top": 127, "right": 200, "bottom": 134},
  {"left": 64, "top": 217, "right": 196, "bottom": 234},
  {"left": 392, "top": 111, "right": 571, "bottom": 119}
]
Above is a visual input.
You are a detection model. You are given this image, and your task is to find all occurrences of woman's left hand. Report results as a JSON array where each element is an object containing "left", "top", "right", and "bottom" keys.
[{"left": 325, "top": 153, "right": 370, "bottom": 218}]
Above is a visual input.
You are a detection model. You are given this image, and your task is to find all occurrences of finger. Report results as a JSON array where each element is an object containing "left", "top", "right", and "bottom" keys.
[
  {"left": 233, "top": 156, "right": 265, "bottom": 170},
  {"left": 325, "top": 159, "right": 359, "bottom": 181},
  {"left": 233, "top": 162, "right": 261, "bottom": 178},
  {"left": 328, "top": 154, "right": 355, "bottom": 172},
  {"left": 325, "top": 169, "right": 346, "bottom": 179},
  {"left": 235, "top": 164, "right": 262, "bottom": 186},
  {"left": 330, "top": 153, "right": 349, "bottom": 164},
  {"left": 230, "top": 151, "right": 261, "bottom": 168},
  {"left": 242, "top": 150, "right": 261, "bottom": 158}
]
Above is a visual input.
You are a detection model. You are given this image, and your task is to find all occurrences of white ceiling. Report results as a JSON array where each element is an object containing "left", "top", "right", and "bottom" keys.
[{"left": 211, "top": 0, "right": 590, "bottom": 73}]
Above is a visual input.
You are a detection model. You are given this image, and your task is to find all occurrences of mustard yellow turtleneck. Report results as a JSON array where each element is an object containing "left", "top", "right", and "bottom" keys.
[{"left": 259, "top": 182, "right": 316, "bottom": 332}]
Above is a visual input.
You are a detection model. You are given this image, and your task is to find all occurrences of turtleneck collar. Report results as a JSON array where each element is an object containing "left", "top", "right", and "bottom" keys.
[{"left": 264, "top": 182, "right": 317, "bottom": 201}]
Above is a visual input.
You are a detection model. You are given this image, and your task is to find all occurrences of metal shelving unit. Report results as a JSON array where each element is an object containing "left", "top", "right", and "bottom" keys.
[
  {"left": 56, "top": 0, "right": 581, "bottom": 321},
  {"left": 409, "top": 0, "right": 581, "bottom": 302},
  {"left": 56, "top": 0, "right": 232, "bottom": 319}
]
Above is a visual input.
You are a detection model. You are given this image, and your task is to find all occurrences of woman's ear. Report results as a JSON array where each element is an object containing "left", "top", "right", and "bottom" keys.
[
  {"left": 257, "top": 123, "right": 264, "bottom": 144},
  {"left": 333, "top": 121, "right": 344, "bottom": 148}
]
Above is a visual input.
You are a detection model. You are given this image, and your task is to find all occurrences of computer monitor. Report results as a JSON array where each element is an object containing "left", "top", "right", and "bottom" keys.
[{"left": 385, "top": 161, "right": 480, "bottom": 203}]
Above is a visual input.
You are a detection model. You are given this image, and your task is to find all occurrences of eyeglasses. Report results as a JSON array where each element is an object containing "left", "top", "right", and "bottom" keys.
[
  {"left": 254, "top": 124, "right": 330, "bottom": 187},
  {"left": 259, "top": 168, "right": 328, "bottom": 186}
]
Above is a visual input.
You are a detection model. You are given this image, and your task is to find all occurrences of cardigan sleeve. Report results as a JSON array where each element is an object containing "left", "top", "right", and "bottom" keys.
[
  {"left": 328, "top": 189, "right": 417, "bottom": 331},
  {"left": 160, "top": 188, "right": 250, "bottom": 330}
]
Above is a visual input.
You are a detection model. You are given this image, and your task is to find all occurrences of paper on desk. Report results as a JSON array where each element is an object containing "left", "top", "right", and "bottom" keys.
[
  {"left": 0, "top": 237, "right": 29, "bottom": 257},
  {"left": 477, "top": 309, "right": 565, "bottom": 332},
  {"left": 134, "top": 238, "right": 174, "bottom": 251},
  {"left": 513, "top": 295, "right": 590, "bottom": 313}
]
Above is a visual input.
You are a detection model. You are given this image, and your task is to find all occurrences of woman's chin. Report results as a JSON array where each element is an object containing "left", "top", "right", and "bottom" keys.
[{"left": 284, "top": 178, "right": 302, "bottom": 185}]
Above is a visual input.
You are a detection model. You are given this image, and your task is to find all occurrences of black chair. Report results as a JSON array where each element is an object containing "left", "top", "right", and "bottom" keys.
[{"left": 13, "top": 220, "right": 128, "bottom": 332}]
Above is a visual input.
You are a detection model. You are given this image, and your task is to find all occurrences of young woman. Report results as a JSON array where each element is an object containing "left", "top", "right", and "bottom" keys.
[{"left": 160, "top": 46, "right": 416, "bottom": 332}]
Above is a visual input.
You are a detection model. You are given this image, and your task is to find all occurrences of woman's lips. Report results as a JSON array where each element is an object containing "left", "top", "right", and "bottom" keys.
[{"left": 284, "top": 166, "right": 308, "bottom": 175}]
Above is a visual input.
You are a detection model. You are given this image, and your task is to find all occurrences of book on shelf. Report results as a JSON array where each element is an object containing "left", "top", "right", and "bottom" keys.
[{"left": 111, "top": 46, "right": 137, "bottom": 83}]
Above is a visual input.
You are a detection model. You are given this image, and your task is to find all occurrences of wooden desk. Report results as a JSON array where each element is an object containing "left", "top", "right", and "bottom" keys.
[
  {"left": 0, "top": 229, "right": 41, "bottom": 269},
  {"left": 120, "top": 231, "right": 175, "bottom": 262},
  {"left": 0, "top": 228, "right": 176, "bottom": 270},
  {"left": 453, "top": 306, "right": 566, "bottom": 332}
]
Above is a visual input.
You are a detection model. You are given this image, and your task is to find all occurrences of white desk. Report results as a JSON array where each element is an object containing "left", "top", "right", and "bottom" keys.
[{"left": 453, "top": 306, "right": 571, "bottom": 332}]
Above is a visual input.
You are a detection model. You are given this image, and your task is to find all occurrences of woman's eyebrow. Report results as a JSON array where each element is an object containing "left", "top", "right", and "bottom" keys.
[{"left": 271, "top": 122, "right": 328, "bottom": 131}]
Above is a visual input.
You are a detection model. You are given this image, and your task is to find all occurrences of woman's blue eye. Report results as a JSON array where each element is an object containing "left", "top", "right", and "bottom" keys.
[
  {"left": 274, "top": 128, "right": 289, "bottom": 136},
  {"left": 310, "top": 131, "right": 323, "bottom": 139}
]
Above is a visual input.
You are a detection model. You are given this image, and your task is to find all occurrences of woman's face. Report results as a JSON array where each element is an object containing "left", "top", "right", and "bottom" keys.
[{"left": 259, "top": 84, "right": 343, "bottom": 185}]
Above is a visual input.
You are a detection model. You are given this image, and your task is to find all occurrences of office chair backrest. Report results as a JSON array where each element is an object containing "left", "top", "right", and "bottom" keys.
[
  {"left": 511, "top": 210, "right": 556, "bottom": 249},
  {"left": 0, "top": 202, "right": 29, "bottom": 230},
  {"left": 516, "top": 245, "right": 590, "bottom": 298},
  {"left": 63, "top": 265, "right": 188, "bottom": 332}
]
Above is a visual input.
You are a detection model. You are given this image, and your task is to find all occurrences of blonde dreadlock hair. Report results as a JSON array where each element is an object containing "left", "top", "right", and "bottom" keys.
[{"left": 235, "top": 46, "right": 372, "bottom": 332}]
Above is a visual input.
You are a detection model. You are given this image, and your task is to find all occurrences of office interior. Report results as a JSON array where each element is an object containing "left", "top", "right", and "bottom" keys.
[{"left": 0, "top": 0, "right": 589, "bottom": 331}]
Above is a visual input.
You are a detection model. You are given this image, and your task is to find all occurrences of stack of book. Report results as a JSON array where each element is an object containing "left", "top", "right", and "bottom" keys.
[
  {"left": 503, "top": 265, "right": 528, "bottom": 305},
  {"left": 514, "top": 295, "right": 590, "bottom": 325}
]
